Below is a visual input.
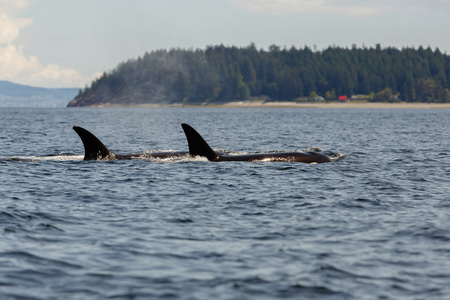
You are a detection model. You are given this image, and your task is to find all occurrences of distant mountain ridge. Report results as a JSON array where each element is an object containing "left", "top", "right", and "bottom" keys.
[{"left": 0, "top": 81, "right": 79, "bottom": 107}]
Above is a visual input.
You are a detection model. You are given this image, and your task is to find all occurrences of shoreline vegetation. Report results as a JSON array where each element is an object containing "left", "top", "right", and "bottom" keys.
[
  {"left": 68, "top": 44, "right": 450, "bottom": 107},
  {"left": 85, "top": 100, "right": 450, "bottom": 109}
]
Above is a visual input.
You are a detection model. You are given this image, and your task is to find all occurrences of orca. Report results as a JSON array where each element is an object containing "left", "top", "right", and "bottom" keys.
[
  {"left": 73, "top": 126, "right": 188, "bottom": 161},
  {"left": 181, "top": 123, "right": 331, "bottom": 163}
]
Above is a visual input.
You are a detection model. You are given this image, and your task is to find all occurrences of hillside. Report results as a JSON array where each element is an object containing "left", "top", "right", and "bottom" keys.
[
  {"left": 0, "top": 81, "right": 79, "bottom": 107},
  {"left": 68, "top": 44, "right": 450, "bottom": 107}
]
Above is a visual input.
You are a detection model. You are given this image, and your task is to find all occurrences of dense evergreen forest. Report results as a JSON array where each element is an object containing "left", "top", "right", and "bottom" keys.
[{"left": 68, "top": 44, "right": 450, "bottom": 106}]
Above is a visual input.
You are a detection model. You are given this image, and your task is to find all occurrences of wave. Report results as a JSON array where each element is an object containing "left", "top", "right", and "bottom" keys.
[{"left": 0, "top": 155, "right": 84, "bottom": 162}]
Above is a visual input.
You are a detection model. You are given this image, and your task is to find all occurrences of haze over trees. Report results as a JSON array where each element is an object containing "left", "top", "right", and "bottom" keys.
[{"left": 68, "top": 44, "right": 450, "bottom": 106}]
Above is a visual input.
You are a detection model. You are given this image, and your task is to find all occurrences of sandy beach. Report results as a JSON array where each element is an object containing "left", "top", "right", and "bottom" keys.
[
  {"left": 219, "top": 101, "right": 450, "bottom": 109},
  {"left": 91, "top": 101, "right": 450, "bottom": 109}
]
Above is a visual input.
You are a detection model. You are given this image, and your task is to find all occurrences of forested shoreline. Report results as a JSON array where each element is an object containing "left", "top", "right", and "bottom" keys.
[{"left": 68, "top": 44, "right": 450, "bottom": 106}]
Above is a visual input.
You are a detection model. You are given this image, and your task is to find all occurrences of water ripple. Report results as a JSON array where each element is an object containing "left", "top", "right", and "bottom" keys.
[{"left": 1, "top": 107, "right": 449, "bottom": 300}]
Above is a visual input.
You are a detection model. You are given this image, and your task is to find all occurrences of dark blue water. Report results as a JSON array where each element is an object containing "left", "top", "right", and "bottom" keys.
[{"left": 1, "top": 107, "right": 449, "bottom": 300}]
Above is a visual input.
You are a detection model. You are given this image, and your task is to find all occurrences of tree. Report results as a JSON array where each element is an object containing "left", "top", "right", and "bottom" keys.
[
  {"left": 416, "top": 79, "right": 438, "bottom": 102},
  {"left": 372, "top": 88, "right": 395, "bottom": 102},
  {"left": 325, "top": 89, "right": 336, "bottom": 100}
]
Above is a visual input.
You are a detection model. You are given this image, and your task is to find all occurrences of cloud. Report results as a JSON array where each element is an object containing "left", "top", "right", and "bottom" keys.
[
  {"left": 227, "top": 0, "right": 380, "bottom": 16},
  {"left": 32, "top": 65, "right": 102, "bottom": 88},
  {"left": 0, "top": 0, "right": 93, "bottom": 88},
  {"left": 0, "top": 0, "right": 30, "bottom": 13},
  {"left": 0, "top": 0, "right": 32, "bottom": 44},
  {"left": 0, "top": 44, "right": 100, "bottom": 87},
  {"left": 228, "top": 0, "right": 450, "bottom": 16},
  {"left": 0, "top": 12, "right": 32, "bottom": 44}
]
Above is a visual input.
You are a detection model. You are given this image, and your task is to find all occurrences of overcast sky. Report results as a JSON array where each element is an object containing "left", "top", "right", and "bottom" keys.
[{"left": 1, "top": 0, "right": 449, "bottom": 88}]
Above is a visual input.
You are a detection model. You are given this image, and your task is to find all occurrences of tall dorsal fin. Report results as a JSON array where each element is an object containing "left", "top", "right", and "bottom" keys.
[
  {"left": 73, "top": 126, "right": 115, "bottom": 160},
  {"left": 181, "top": 124, "right": 218, "bottom": 161}
]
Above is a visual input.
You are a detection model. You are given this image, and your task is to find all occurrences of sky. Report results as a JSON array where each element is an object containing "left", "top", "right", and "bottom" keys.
[{"left": 1, "top": 0, "right": 449, "bottom": 88}]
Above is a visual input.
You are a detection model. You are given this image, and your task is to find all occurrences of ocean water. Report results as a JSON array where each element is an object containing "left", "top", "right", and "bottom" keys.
[{"left": 1, "top": 107, "right": 449, "bottom": 300}]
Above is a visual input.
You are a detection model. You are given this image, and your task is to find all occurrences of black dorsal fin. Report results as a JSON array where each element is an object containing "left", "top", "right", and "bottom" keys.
[
  {"left": 73, "top": 126, "right": 114, "bottom": 160},
  {"left": 181, "top": 124, "right": 218, "bottom": 161}
]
